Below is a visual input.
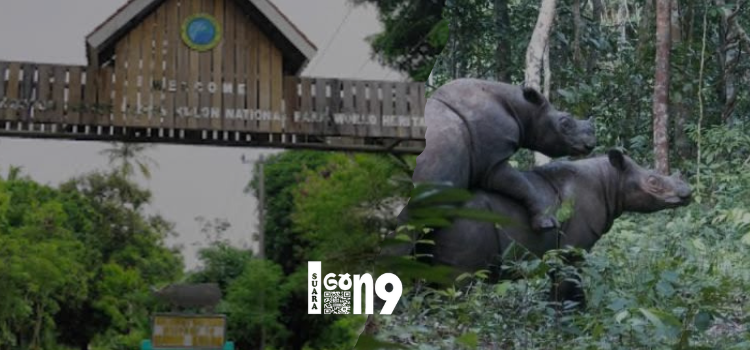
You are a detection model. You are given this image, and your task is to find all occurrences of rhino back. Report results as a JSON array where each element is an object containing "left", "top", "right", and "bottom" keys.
[
  {"left": 427, "top": 166, "right": 598, "bottom": 274},
  {"left": 482, "top": 191, "right": 562, "bottom": 258},
  {"left": 427, "top": 79, "right": 527, "bottom": 185}
]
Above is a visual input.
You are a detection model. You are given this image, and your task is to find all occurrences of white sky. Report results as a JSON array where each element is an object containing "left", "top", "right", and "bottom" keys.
[{"left": 0, "top": 0, "right": 405, "bottom": 270}]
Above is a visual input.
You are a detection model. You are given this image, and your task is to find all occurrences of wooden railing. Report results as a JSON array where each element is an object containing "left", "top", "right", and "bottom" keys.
[{"left": 0, "top": 60, "right": 427, "bottom": 145}]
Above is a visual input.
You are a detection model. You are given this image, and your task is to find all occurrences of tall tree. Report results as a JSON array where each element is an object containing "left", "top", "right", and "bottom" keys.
[
  {"left": 587, "top": 0, "right": 604, "bottom": 74},
  {"left": 99, "top": 142, "right": 158, "bottom": 179},
  {"left": 653, "top": 0, "right": 671, "bottom": 174},
  {"left": 715, "top": 0, "right": 747, "bottom": 125},
  {"left": 349, "top": 0, "right": 447, "bottom": 81},
  {"left": 524, "top": 0, "right": 558, "bottom": 165},
  {"left": 55, "top": 171, "right": 183, "bottom": 350},
  {"left": 671, "top": 0, "right": 691, "bottom": 159},
  {"left": 495, "top": 0, "right": 512, "bottom": 82},
  {"left": 524, "top": 0, "right": 557, "bottom": 89}
]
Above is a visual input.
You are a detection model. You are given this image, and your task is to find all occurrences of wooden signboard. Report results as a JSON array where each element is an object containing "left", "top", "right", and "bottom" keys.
[{"left": 151, "top": 314, "right": 226, "bottom": 349}]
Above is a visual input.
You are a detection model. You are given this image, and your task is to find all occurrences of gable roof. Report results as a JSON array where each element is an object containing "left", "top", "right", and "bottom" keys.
[{"left": 85, "top": 0, "right": 317, "bottom": 75}]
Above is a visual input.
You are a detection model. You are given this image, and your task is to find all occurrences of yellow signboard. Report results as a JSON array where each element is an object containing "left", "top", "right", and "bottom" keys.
[{"left": 152, "top": 314, "right": 226, "bottom": 349}]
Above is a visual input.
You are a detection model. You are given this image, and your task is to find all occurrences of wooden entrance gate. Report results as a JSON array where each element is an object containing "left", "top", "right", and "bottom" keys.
[{"left": 0, "top": 0, "right": 427, "bottom": 154}]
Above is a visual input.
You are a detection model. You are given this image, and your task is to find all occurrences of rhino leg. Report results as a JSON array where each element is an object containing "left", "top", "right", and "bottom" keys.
[
  {"left": 482, "top": 161, "right": 559, "bottom": 232},
  {"left": 548, "top": 273, "right": 586, "bottom": 313},
  {"left": 556, "top": 276, "right": 586, "bottom": 308},
  {"left": 430, "top": 194, "right": 501, "bottom": 277},
  {"left": 547, "top": 253, "right": 586, "bottom": 310},
  {"left": 412, "top": 98, "right": 472, "bottom": 188}
]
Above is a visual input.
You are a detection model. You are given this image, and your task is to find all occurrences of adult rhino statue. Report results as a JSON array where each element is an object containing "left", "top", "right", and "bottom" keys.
[{"left": 388, "top": 148, "right": 692, "bottom": 306}]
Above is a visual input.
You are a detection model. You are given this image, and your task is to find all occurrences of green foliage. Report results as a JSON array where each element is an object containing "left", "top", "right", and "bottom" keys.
[
  {"left": 248, "top": 151, "right": 331, "bottom": 274},
  {"left": 372, "top": 129, "right": 750, "bottom": 349},
  {"left": 224, "top": 259, "right": 290, "bottom": 350},
  {"left": 351, "top": 0, "right": 447, "bottom": 81},
  {"left": 188, "top": 239, "right": 254, "bottom": 292},
  {"left": 241, "top": 150, "right": 412, "bottom": 350},
  {"left": 292, "top": 153, "right": 405, "bottom": 271},
  {"left": 0, "top": 167, "right": 183, "bottom": 350},
  {"left": 686, "top": 122, "right": 750, "bottom": 205},
  {"left": 358, "top": 1, "right": 750, "bottom": 341},
  {"left": 307, "top": 314, "right": 368, "bottom": 350},
  {"left": 99, "top": 142, "right": 158, "bottom": 180}
]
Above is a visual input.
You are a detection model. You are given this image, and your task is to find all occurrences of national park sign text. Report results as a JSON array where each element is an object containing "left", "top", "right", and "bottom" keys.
[
  {"left": 0, "top": 61, "right": 427, "bottom": 140},
  {"left": 0, "top": 0, "right": 426, "bottom": 153}
]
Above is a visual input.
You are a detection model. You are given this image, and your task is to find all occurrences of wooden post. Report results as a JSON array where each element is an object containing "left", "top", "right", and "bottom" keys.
[
  {"left": 241, "top": 153, "right": 266, "bottom": 349},
  {"left": 258, "top": 155, "right": 265, "bottom": 350},
  {"left": 257, "top": 154, "right": 265, "bottom": 260}
]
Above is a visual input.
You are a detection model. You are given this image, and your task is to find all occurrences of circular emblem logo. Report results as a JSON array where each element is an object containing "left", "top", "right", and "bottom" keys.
[{"left": 182, "top": 13, "right": 222, "bottom": 51}]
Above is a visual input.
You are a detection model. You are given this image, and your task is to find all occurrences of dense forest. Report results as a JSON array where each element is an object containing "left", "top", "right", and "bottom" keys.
[
  {"left": 0, "top": 143, "right": 409, "bottom": 350},
  {"left": 2, "top": 0, "right": 750, "bottom": 350},
  {"left": 363, "top": 0, "right": 750, "bottom": 349}
]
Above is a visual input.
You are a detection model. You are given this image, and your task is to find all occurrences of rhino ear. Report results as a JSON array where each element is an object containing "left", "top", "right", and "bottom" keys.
[
  {"left": 522, "top": 86, "right": 546, "bottom": 107},
  {"left": 608, "top": 148, "right": 627, "bottom": 171}
]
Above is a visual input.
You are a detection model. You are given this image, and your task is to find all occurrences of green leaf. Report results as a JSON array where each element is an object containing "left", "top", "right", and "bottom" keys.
[
  {"left": 455, "top": 272, "right": 473, "bottom": 282},
  {"left": 694, "top": 310, "right": 713, "bottom": 332},
  {"left": 416, "top": 239, "right": 436, "bottom": 245},
  {"left": 494, "top": 281, "right": 511, "bottom": 297},
  {"left": 615, "top": 310, "right": 630, "bottom": 323},
  {"left": 555, "top": 198, "right": 576, "bottom": 223},
  {"left": 395, "top": 233, "right": 413, "bottom": 242},
  {"left": 501, "top": 241, "right": 534, "bottom": 262},
  {"left": 473, "top": 270, "right": 490, "bottom": 279},
  {"left": 557, "top": 88, "right": 575, "bottom": 100},
  {"left": 426, "top": 18, "right": 450, "bottom": 47},
  {"left": 692, "top": 238, "right": 707, "bottom": 251},
  {"left": 741, "top": 231, "right": 750, "bottom": 246},
  {"left": 639, "top": 308, "right": 665, "bottom": 329},
  {"left": 639, "top": 308, "right": 681, "bottom": 336},
  {"left": 375, "top": 256, "right": 458, "bottom": 286},
  {"left": 656, "top": 280, "right": 675, "bottom": 297},
  {"left": 456, "top": 332, "right": 479, "bottom": 349},
  {"left": 607, "top": 298, "right": 630, "bottom": 312}
]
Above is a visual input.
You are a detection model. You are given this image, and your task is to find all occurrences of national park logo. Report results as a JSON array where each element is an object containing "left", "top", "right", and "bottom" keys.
[{"left": 181, "top": 13, "right": 222, "bottom": 52}]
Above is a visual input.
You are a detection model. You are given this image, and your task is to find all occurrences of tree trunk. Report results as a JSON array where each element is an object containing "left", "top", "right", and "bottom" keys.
[
  {"left": 715, "top": 0, "right": 743, "bottom": 125},
  {"left": 31, "top": 302, "right": 43, "bottom": 350},
  {"left": 524, "top": 0, "right": 558, "bottom": 165},
  {"left": 617, "top": 0, "right": 629, "bottom": 46},
  {"left": 638, "top": 0, "right": 655, "bottom": 60},
  {"left": 671, "top": 0, "right": 691, "bottom": 159},
  {"left": 525, "top": 0, "right": 557, "bottom": 89},
  {"left": 572, "top": 0, "right": 582, "bottom": 66},
  {"left": 653, "top": 0, "right": 671, "bottom": 174},
  {"left": 451, "top": 4, "right": 465, "bottom": 78},
  {"left": 587, "top": 0, "right": 604, "bottom": 73},
  {"left": 495, "top": 0, "right": 512, "bottom": 81},
  {"left": 449, "top": 1, "right": 459, "bottom": 80}
]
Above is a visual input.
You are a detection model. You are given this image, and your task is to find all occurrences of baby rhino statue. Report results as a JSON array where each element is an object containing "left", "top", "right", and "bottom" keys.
[{"left": 413, "top": 78, "right": 597, "bottom": 231}]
